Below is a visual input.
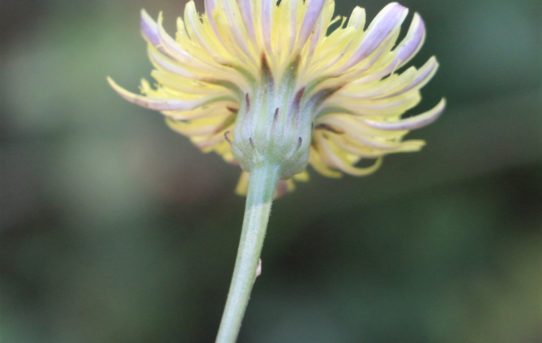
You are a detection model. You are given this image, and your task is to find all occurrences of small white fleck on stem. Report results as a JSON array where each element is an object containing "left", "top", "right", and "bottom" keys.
[
  {"left": 256, "top": 259, "right": 262, "bottom": 278},
  {"left": 215, "top": 163, "right": 280, "bottom": 343}
]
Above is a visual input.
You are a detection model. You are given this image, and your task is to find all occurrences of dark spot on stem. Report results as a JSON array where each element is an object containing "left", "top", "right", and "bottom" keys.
[
  {"left": 273, "top": 108, "right": 280, "bottom": 122},
  {"left": 245, "top": 93, "right": 251, "bottom": 111},
  {"left": 297, "top": 137, "right": 303, "bottom": 150}
]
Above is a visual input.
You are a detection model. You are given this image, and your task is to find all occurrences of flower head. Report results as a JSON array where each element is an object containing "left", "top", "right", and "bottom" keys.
[{"left": 109, "top": 0, "right": 444, "bottom": 196}]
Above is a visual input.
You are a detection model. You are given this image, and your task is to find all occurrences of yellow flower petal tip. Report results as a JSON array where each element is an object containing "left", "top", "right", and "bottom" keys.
[{"left": 109, "top": 0, "right": 444, "bottom": 196}]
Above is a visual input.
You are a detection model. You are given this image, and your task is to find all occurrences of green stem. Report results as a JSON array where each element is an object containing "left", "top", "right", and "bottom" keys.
[{"left": 215, "top": 163, "right": 280, "bottom": 343}]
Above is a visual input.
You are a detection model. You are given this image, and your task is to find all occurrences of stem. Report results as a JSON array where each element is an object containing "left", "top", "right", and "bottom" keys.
[{"left": 215, "top": 163, "right": 280, "bottom": 343}]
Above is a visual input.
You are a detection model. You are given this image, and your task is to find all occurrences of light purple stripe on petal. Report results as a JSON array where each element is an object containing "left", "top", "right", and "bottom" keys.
[
  {"left": 261, "top": 0, "right": 273, "bottom": 51},
  {"left": 364, "top": 99, "right": 446, "bottom": 131},
  {"left": 140, "top": 10, "right": 160, "bottom": 46},
  {"left": 238, "top": 0, "right": 256, "bottom": 41},
  {"left": 346, "top": 59, "right": 400, "bottom": 85},
  {"left": 383, "top": 57, "right": 438, "bottom": 98},
  {"left": 108, "top": 78, "right": 210, "bottom": 111},
  {"left": 148, "top": 49, "right": 194, "bottom": 78},
  {"left": 394, "top": 13, "right": 426, "bottom": 67},
  {"left": 319, "top": 117, "right": 403, "bottom": 149},
  {"left": 141, "top": 11, "right": 195, "bottom": 65},
  {"left": 342, "top": 2, "right": 408, "bottom": 71},
  {"left": 298, "top": 0, "right": 325, "bottom": 48},
  {"left": 205, "top": 0, "right": 222, "bottom": 38},
  {"left": 348, "top": 32, "right": 398, "bottom": 76},
  {"left": 289, "top": 0, "right": 300, "bottom": 50},
  {"left": 308, "top": 16, "right": 323, "bottom": 55},
  {"left": 222, "top": 0, "right": 251, "bottom": 55},
  {"left": 155, "top": 14, "right": 192, "bottom": 61},
  {"left": 205, "top": 0, "right": 216, "bottom": 14}
]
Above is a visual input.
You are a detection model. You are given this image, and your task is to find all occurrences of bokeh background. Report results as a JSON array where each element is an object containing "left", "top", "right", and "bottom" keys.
[{"left": 1, "top": 0, "right": 541, "bottom": 342}]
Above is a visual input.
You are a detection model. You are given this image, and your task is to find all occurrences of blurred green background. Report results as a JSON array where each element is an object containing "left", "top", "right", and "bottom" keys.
[{"left": 1, "top": 0, "right": 541, "bottom": 342}]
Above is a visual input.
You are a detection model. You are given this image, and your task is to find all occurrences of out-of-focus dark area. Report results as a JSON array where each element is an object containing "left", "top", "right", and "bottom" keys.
[{"left": 1, "top": 0, "right": 541, "bottom": 342}]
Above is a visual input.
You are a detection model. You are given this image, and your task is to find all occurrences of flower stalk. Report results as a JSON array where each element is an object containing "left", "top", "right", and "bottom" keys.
[
  {"left": 215, "top": 163, "right": 280, "bottom": 343},
  {"left": 108, "top": 1, "right": 445, "bottom": 341}
]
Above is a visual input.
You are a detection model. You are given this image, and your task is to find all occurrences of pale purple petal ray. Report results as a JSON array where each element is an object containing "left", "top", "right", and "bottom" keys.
[
  {"left": 108, "top": 78, "right": 212, "bottom": 111},
  {"left": 382, "top": 57, "right": 438, "bottom": 98},
  {"left": 318, "top": 116, "right": 406, "bottom": 149},
  {"left": 288, "top": 0, "right": 300, "bottom": 51},
  {"left": 205, "top": 0, "right": 222, "bottom": 40},
  {"left": 238, "top": 0, "right": 256, "bottom": 42},
  {"left": 364, "top": 99, "right": 446, "bottom": 131},
  {"left": 140, "top": 10, "right": 161, "bottom": 46},
  {"left": 298, "top": 0, "right": 326, "bottom": 48},
  {"left": 341, "top": 2, "right": 408, "bottom": 71},
  {"left": 394, "top": 13, "right": 426, "bottom": 67},
  {"left": 261, "top": 0, "right": 273, "bottom": 52},
  {"left": 148, "top": 49, "right": 194, "bottom": 78},
  {"left": 343, "top": 31, "right": 400, "bottom": 78},
  {"left": 205, "top": 0, "right": 216, "bottom": 15},
  {"left": 221, "top": 0, "right": 251, "bottom": 55},
  {"left": 140, "top": 11, "right": 192, "bottom": 64},
  {"left": 155, "top": 14, "right": 194, "bottom": 62}
]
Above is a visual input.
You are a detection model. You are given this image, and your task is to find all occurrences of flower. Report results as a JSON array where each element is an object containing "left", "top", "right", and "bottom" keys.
[{"left": 108, "top": 0, "right": 444, "bottom": 196}]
